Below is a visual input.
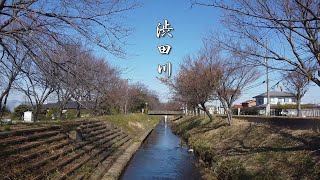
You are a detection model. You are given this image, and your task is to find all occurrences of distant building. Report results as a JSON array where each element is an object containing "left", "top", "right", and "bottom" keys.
[
  {"left": 233, "top": 104, "right": 243, "bottom": 109},
  {"left": 253, "top": 91, "right": 296, "bottom": 106},
  {"left": 206, "top": 105, "right": 225, "bottom": 115},
  {"left": 241, "top": 100, "right": 256, "bottom": 107}
]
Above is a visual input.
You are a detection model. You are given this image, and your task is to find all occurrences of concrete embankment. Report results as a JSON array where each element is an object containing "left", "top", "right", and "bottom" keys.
[
  {"left": 171, "top": 116, "right": 320, "bottom": 180},
  {"left": 101, "top": 128, "right": 153, "bottom": 180},
  {"left": 0, "top": 114, "right": 159, "bottom": 180}
]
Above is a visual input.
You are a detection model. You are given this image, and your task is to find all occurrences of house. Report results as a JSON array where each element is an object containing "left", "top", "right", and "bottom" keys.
[
  {"left": 205, "top": 105, "right": 225, "bottom": 115},
  {"left": 253, "top": 91, "right": 296, "bottom": 106},
  {"left": 233, "top": 104, "right": 243, "bottom": 109},
  {"left": 241, "top": 100, "right": 256, "bottom": 107}
]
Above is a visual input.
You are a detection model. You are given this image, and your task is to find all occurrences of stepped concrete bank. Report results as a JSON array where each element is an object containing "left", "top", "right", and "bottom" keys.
[
  {"left": 0, "top": 117, "right": 156, "bottom": 180},
  {"left": 101, "top": 128, "right": 153, "bottom": 180}
]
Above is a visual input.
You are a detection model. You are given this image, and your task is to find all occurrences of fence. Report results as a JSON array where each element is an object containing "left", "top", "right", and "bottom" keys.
[{"left": 258, "top": 108, "right": 320, "bottom": 117}]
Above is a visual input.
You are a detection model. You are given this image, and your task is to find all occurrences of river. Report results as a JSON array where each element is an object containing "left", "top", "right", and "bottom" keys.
[{"left": 120, "top": 120, "right": 202, "bottom": 180}]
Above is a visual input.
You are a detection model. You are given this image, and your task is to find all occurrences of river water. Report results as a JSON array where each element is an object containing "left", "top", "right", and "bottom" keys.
[{"left": 120, "top": 120, "right": 202, "bottom": 180}]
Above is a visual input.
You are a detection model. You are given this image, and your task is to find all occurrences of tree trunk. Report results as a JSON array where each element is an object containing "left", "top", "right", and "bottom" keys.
[
  {"left": 226, "top": 108, "right": 233, "bottom": 125},
  {"left": 59, "top": 107, "right": 64, "bottom": 120},
  {"left": 76, "top": 102, "right": 81, "bottom": 118},
  {"left": 33, "top": 106, "right": 40, "bottom": 122},
  {"left": 200, "top": 103, "right": 213, "bottom": 121},
  {"left": 221, "top": 100, "right": 233, "bottom": 125},
  {"left": 297, "top": 97, "right": 302, "bottom": 117},
  {"left": 0, "top": 91, "right": 10, "bottom": 119}
]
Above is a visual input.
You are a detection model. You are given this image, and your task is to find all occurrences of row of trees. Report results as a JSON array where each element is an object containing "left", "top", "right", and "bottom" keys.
[
  {"left": 1, "top": 42, "right": 161, "bottom": 121},
  {"left": 0, "top": 0, "right": 164, "bottom": 121},
  {"left": 163, "top": 40, "right": 312, "bottom": 123},
  {"left": 161, "top": 44, "right": 260, "bottom": 125},
  {"left": 162, "top": 0, "right": 318, "bottom": 123}
]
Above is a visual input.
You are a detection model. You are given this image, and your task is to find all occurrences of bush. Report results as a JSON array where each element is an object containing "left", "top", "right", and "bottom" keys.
[
  {"left": 46, "top": 107, "right": 59, "bottom": 120},
  {"left": 236, "top": 107, "right": 260, "bottom": 115},
  {"left": 13, "top": 104, "right": 32, "bottom": 119},
  {"left": 0, "top": 106, "right": 11, "bottom": 117}
]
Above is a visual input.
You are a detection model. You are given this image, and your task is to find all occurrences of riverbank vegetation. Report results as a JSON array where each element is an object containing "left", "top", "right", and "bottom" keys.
[
  {"left": 0, "top": 114, "right": 160, "bottom": 137},
  {"left": 172, "top": 116, "right": 320, "bottom": 180},
  {"left": 98, "top": 114, "right": 160, "bottom": 137}
]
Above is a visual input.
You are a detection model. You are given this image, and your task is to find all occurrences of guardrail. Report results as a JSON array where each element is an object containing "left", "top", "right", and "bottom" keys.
[{"left": 148, "top": 111, "right": 184, "bottom": 115}]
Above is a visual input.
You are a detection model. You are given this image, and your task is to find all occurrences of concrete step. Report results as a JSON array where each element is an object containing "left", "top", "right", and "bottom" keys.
[
  {"left": 32, "top": 133, "right": 127, "bottom": 180},
  {"left": 56, "top": 135, "right": 128, "bottom": 180},
  {"left": 83, "top": 128, "right": 120, "bottom": 141},
  {"left": 81, "top": 125, "right": 110, "bottom": 137},
  {"left": 69, "top": 135, "right": 131, "bottom": 180},
  {"left": 0, "top": 130, "right": 61, "bottom": 146},
  {"left": 0, "top": 133, "right": 68, "bottom": 157},
  {"left": 0, "top": 125, "right": 61, "bottom": 139},
  {"left": 5, "top": 138, "right": 73, "bottom": 166},
  {"left": 80, "top": 122, "right": 108, "bottom": 134},
  {"left": 88, "top": 136, "right": 132, "bottom": 180}
]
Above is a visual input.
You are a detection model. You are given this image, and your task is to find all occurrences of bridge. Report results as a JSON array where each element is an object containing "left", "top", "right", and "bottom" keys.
[{"left": 148, "top": 111, "right": 184, "bottom": 115}]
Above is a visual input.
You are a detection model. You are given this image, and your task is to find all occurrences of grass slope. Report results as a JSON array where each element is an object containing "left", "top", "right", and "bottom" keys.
[
  {"left": 172, "top": 116, "right": 320, "bottom": 180},
  {"left": 97, "top": 113, "right": 160, "bottom": 137}
]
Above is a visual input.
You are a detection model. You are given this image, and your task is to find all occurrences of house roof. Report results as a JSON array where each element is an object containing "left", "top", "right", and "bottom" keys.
[
  {"left": 241, "top": 99, "right": 256, "bottom": 104},
  {"left": 233, "top": 104, "right": 243, "bottom": 108},
  {"left": 253, "top": 91, "right": 295, "bottom": 98}
]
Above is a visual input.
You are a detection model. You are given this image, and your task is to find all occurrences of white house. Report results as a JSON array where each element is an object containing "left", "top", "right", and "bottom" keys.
[{"left": 253, "top": 91, "right": 296, "bottom": 106}]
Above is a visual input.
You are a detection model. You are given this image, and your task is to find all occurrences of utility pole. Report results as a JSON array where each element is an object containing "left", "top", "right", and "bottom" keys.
[{"left": 265, "top": 41, "right": 270, "bottom": 116}]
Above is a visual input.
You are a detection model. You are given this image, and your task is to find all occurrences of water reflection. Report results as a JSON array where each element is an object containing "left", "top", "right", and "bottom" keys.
[{"left": 120, "top": 120, "right": 202, "bottom": 180}]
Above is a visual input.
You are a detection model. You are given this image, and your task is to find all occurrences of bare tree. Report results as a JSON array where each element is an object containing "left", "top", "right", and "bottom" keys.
[
  {"left": 193, "top": 0, "right": 320, "bottom": 86},
  {"left": 161, "top": 52, "right": 222, "bottom": 121},
  {"left": 0, "top": 44, "right": 26, "bottom": 118},
  {"left": 157, "top": 101, "right": 183, "bottom": 111},
  {"left": 49, "top": 43, "right": 94, "bottom": 119},
  {"left": 282, "top": 70, "right": 310, "bottom": 117},
  {"left": 0, "top": 0, "right": 139, "bottom": 59},
  {"left": 15, "top": 59, "right": 56, "bottom": 121},
  {"left": 0, "top": 0, "right": 138, "bottom": 119},
  {"left": 126, "top": 83, "right": 160, "bottom": 113},
  {"left": 88, "top": 58, "right": 122, "bottom": 115},
  {"left": 216, "top": 55, "right": 260, "bottom": 125}
]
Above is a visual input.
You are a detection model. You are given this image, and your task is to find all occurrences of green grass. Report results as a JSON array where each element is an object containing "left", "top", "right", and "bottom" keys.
[{"left": 97, "top": 113, "right": 160, "bottom": 136}]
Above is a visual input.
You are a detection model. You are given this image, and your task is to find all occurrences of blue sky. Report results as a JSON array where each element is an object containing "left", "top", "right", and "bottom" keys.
[
  {"left": 8, "top": 0, "right": 320, "bottom": 108},
  {"left": 99, "top": 0, "right": 222, "bottom": 101},
  {"left": 97, "top": 0, "right": 320, "bottom": 104}
]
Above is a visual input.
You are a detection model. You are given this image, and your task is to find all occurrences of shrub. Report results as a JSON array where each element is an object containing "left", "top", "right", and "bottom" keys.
[
  {"left": 239, "top": 107, "right": 260, "bottom": 115},
  {"left": 13, "top": 105, "right": 32, "bottom": 119}
]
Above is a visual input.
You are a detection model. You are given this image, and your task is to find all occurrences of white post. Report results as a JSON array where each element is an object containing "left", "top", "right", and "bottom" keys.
[{"left": 164, "top": 115, "right": 167, "bottom": 127}]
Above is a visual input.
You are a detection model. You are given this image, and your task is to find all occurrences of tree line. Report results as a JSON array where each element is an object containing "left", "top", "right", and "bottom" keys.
[
  {"left": 0, "top": 0, "right": 170, "bottom": 121},
  {"left": 161, "top": 43, "right": 260, "bottom": 125},
  {"left": 161, "top": 0, "right": 318, "bottom": 124}
]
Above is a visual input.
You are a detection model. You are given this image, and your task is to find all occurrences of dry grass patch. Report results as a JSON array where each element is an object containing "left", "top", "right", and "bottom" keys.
[{"left": 172, "top": 116, "right": 320, "bottom": 180}]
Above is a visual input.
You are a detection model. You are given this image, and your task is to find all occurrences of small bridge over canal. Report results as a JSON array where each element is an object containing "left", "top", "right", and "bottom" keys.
[{"left": 148, "top": 111, "right": 184, "bottom": 115}]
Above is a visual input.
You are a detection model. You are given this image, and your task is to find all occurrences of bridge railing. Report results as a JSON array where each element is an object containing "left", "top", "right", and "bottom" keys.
[{"left": 148, "top": 111, "right": 184, "bottom": 115}]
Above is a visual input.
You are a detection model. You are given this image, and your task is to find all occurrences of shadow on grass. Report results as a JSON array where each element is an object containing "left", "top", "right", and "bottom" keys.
[{"left": 221, "top": 125, "right": 320, "bottom": 157}]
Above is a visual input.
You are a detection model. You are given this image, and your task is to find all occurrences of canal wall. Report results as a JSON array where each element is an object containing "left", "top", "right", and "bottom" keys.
[
  {"left": 0, "top": 119, "right": 133, "bottom": 179},
  {"left": 101, "top": 128, "right": 153, "bottom": 180},
  {"left": 170, "top": 116, "right": 320, "bottom": 180}
]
